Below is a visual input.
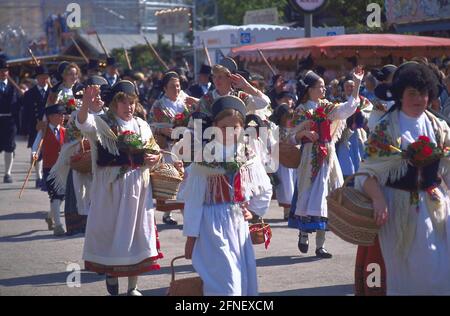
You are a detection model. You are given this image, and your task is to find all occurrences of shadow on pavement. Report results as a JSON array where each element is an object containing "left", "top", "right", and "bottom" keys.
[
  {"left": 0, "top": 211, "right": 47, "bottom": 221},
  {"left": 256, "top": 255, "right": 322, "bottom": 267},
  {"left": 261, "top": 284, "right": 354, "bottom": 296},
  {"left": 0, "top": 230, "right": 83, "bottom": 242},
  {"left": 0, "top": 271, "right": 104, "bottom": 287},
  {"left": 140, "top": 286, "right": 169, "bottom": 296}
]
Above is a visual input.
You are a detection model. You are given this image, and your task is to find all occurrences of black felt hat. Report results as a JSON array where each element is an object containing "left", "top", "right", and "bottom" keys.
[
  {"left": 0, "top": 58, "right": 8, "bottom": 70},
  {"left": 199, "top": 64, "right": 212, "bottom": 75},
  {"left": 45, "top": 104, "right": 67, "bottom": 116},
  {"left": 111, "top": 80, "right": 136, "bottom": 96},
  {"left": 34, "top": 65, "right": 50, "bottom": 77},
  {"left": 211, "top": 95, "right": 247, "bottom": 121},
  {"left": 106, "top": 57, "right": 120, "bottom": 68}
]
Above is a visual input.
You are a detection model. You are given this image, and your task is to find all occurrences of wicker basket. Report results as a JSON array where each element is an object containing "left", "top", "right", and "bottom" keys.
[
  {"left": 151, "top": 163, "right": 183, "bottom": 200},
  {"left": 70, "top": 139, "right": 92, "bottom": 174},
  {"left": 279, "top": 142, "right": 301, "bottom": 169},
  {"left": 249, "top": 218, "right": 272, "bottom": 245},
  {"left": 326, "top": 173, "right": 379, "bottom": 246},
  {"left": 167, "top": 256, "right": 203, "bottom": 296}
]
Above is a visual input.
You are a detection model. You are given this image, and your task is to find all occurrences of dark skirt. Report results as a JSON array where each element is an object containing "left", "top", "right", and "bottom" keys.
[
  {"left": 64, "top": 169, "right": 87, "bottom": 235},
  {"left": 43, "top": 168, "right": 64, "bottom": 201},
  {"left": 0, "top": 116, "right": 16, "bottom": 153}
]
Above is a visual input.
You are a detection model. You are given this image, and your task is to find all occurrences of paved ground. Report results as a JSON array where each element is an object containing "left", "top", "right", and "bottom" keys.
[{"left": 0, "top": 136, "right": 357, "bottom": 296}]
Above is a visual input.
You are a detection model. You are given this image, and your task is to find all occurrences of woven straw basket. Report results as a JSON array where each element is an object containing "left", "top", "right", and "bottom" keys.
[
  {"left": 327, "top": 173, "right": 379, "bottom": 246},
  {"left": 279, "top": 142, "right": 301, "bottom": 169},
  {"left": 151, "top": 163, "right": 183, "bottom": 200},
  {"left": 70, "top": 139, "right": 92, "bottom": 174},
  {"left": 249, "top": 218, "right": 272, "bottom": 245},
  {"left": 167, "top": 256, "right": 203, "bottom": 296}
]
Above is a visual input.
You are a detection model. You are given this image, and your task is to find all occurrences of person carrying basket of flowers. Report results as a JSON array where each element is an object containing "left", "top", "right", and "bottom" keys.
[{"left": 75, "top": 80, "right": 172, "bottom": 296}]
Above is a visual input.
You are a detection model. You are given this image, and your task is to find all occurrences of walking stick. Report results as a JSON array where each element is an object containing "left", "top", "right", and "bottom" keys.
[
  {"left": 27, "top": 48, "right": 40, "bottom": 66},
  {"left": 6, "top": 74, "right": 24, "bottom": 96},
  {"left": 202, "top": 41, "right": 212, "bottom": 66},
  {"left": 123, "top": 47, "right": 132, "bottom": 70},
  {"left": 95, "top": 31, "right": 110, "bottom": 58},
  {"left": 70, "top": 36, "right": 89, "bottom": 64},
  {"left": 257, "top": 49, "right": 276, "bottom": 76},
  {"left": 143, "top": 35, "right": 169, "bottom": 71},
  {"left": 19, "top": 127, "right": 46, "bottom": 199}
]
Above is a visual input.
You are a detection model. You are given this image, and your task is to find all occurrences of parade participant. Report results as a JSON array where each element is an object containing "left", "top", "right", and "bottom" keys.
[
  {"left": 356, "top": 62, "right": 450, "bottom": 295},
  {"left": 267, "top": 74, "right": 287, "bottom": 107},
  {"left": 0, "top": 57, "right": 19, "bottom": 183},
  {"left": 149, "top": 71, "right": 197, "bottom": 225},
  {"left": 187, "top": 64, "right": 212, "bottom": 99},
  {"left": 102, "top": 57, "right": 120, "bottom": 87},
  {"left": 274, "top": 91, "right": 296, "bottom": 109},
  {"left": 197, "top": 57, "right": 270, "bottom": 116},
  {"left": 361, "top": 73, "right": 377, "bottom": 102},
  {"left": 86, "top": 59, "right": 101, "bottom": 77},
  {"left": 23, "top": 65, "right": 50, "bottom": 188},
  {"left": 49, "top": 62, "right": 82, "bottom": 116},
  {"left": 270, "top": 104, "right": 297, "bottom": 220},
  {"left": 326, "top": 79, "right": 342, "bottom": 103},
  {"left": 49, "top": 75, "right": 109, "bottom": 236},
  {"left": 336, "top": 79, "right": 373, "bottom": 180},
  {"left": 289, "top": 67, "right": 363, "bottom": 258},
  {"left": 182, "top": 95, "right": 273, "bottom": 296},
  {"left": 76, "top": 81, "right": 164, "bottom": 296},
  {"left": 32, "top": 104, "right": 67, "bottom": 236},
  {"left": 368, "top": 64, "right": 397, "bottom": 131}
]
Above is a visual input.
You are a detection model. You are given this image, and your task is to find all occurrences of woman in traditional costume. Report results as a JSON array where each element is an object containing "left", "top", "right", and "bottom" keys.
[
  {"left": 356, "top": 62, "right": 450, "bottom": 295},
  {"left": 76, "top": 81, "right": 163, "bottom": 296},
  {"left": 288, "top": 67, "right": 364, "bottom": 258},
  {"left": 183, "top": 96, "right": 273, "bottom": 295},
  {"left": 149, "top": 71, "right": 197, "bottom": 225}
]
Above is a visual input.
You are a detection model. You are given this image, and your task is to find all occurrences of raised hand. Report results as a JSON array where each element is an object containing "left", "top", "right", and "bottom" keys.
[{"left": 352, "top": 65, "right": 365, "bottom": 84}]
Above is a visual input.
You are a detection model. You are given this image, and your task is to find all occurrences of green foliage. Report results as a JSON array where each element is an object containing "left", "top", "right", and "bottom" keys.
[{"left": 111, "top": 41, "right": 172, "bottom": 71}]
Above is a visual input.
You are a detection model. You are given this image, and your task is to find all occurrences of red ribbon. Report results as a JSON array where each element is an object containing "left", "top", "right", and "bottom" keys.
[{"left": 233, "top": 171, "right": 244, "bottom": 203}]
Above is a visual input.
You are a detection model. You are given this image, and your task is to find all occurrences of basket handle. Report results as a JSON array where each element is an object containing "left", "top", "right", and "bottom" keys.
[
  {"left": 80, "top": 138, "right": 85, "bottom": 153},
  {"left": 170, "top": 255, "right": 187, "bottom": 283},
  {"left": 160, "top": 149, "right": 181, "bottom": 162},
  {"left": 338, "top": 172, "right": 372, "bottom": 205}
]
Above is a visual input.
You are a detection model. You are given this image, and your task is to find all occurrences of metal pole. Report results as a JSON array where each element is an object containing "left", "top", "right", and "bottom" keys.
[
  {"left": 305, "top": 13, "right": 313, "bottom": 38},
  {"left": 193, "top": 2, "right": 198, "bottom": 81}
]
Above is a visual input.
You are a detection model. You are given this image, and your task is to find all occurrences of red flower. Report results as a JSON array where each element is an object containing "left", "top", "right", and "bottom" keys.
[
  {"left": 411, "top": 142, "right": 422, "bottom": 150},
  {"left": 316, "top": 107, "right": 326, "bottom": 118},
  {"left": 421, "top": 146, "right": 433, "bottom": 157},
  {"left": 68, "top": 98, "right": 76, "bottom": 105},
  {"left": 121, "top": 130, "right": 135, "bottom": 135},
  {"left": 418, "top": 135, "right": 430, "bottom": 143},
  {"left": 175, "top": 113, "right": 185, "bottom": 121}
]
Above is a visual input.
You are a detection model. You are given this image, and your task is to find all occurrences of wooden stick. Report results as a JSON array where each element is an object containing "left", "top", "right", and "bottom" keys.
[
  {"left": 27, "top": 48, "right": 40, "bottom": 66},
  {"left": 70, "top": 37, "right": 89, "bottom": 64},
  {"left": 143, "top": 35, "right": 169, "bottom": 71},
  {"left": 6, "top": 74, "right": 24, "bottom": 96},
  {"left": 19, "top": 129, "right": 46, "bottom": 199},
  {"left": 95, "top": 31, "right": 110, "bottom": 58},
  {"left": 202, "top": 41, "right": 212, "bottom": 66},
  {"left": 123, "top": 47, "right": 132, "bottom": 70},
  {"left": 257, "top": 49, "right": 276, "bottom": 76}
]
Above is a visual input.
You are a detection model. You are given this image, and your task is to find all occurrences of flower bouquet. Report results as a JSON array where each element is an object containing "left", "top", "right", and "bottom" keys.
[
  {"left": 173, "top": 111, "right": 191, "bottom": 128},
  {"left": 294, "top": 106, "right": 331, "bottom": 143},
  {"left": 404, "top": 135, "right": 444, "bottom": 168}
]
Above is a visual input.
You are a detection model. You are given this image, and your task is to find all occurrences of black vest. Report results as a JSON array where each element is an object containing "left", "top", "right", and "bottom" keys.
[{"left": 386, "top": 159, "right": 441, "bottom": 192}]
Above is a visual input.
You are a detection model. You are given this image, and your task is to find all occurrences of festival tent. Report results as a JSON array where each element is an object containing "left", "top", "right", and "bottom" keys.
[{"left": 230, "top": 33, "right": 450, "bottom": 62}]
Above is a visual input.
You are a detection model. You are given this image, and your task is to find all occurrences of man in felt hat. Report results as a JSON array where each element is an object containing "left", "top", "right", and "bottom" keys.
[
  {"left": 32, "top": 103, "right": 67, "bottom": 236},
  {"left": 187, "top": 64, "right": 212, "bottom": 99},
  {"left": 0, "top": 57, "right": 20, "bottom": 183},
  {"left": 103, "top": 57, "right": 120, "bottom": 87},
  {"left": 23, "top": 65, "right": 51, "bottom": 188},
  {"left": 86, "top": 59, "right": 101, "bottom": 77}
]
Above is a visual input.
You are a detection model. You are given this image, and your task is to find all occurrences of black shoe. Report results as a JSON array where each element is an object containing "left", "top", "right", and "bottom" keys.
[
  {"left": 298, "top": 233, "right": 309, "bottom": 254},
  {"left": 3, "top": 175, "right": 13, "bottom": 183},
  {"left": 315, "top": 247, "right": 333, "bottom": 259},
  {"left": 163, "top": 216, "right": 178, "bottom": 225},
  {"left": 106, "top": 276, "right": 119, "bottom": 296}
]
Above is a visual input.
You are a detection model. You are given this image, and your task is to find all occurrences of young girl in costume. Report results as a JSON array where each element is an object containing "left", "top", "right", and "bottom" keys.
[{"left": 182, "top": 95, "right": 273, "bottom": 295}]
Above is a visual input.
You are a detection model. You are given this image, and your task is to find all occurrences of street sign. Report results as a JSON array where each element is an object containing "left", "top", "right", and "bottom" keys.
[
  {"left": 240, "top": 32, "right": 252, "bottom": 45},
  {"left": 244, "top": 8, "right": 279, "bottom": 25},
  {"left": 289, "top": 0, "right": 328, "bottom": 13}
]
